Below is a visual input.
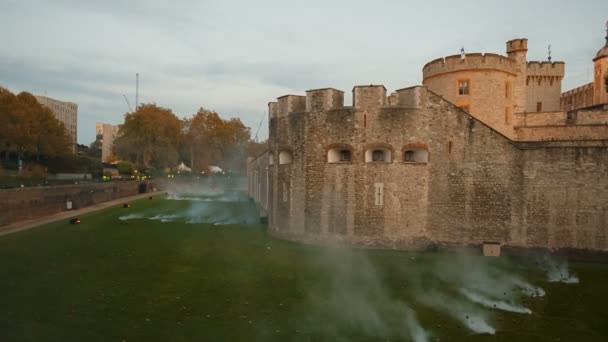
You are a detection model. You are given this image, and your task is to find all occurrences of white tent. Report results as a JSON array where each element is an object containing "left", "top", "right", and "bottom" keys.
[
  {"left": 176, "top": 162, "right": 192, "bottom": 172},
  {"left": 209, "top": 165, "right": 223, "bottom": 173}
]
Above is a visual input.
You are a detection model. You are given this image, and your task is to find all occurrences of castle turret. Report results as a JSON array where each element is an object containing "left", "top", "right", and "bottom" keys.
[
  {"left": 593, "top": 24, "right": 608, "bottom": 105},
  {"left": 506, "top": 38, "right": 528, "bottom": 114}
]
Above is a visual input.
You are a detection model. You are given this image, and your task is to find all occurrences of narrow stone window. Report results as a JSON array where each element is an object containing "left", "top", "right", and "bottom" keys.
[
  {"left": 504, "top": 107, "right": 511, "bottom": 124},
  {"left": 372, "top": 150, "right": 385, "bottom": 162},
  {"left": 404, "top": 150, "right": 415, "bottom": 162},
  {"left": 340, "top": 150, "right": 351, "bottom": 162},
  {"left": 566, "top": 111, "right": 577, "bottom": 121},
  {"left": 536, "top": 102, "right": 542, "bottom": 112},
  {"left": 374, "top": 183, "right": 384, "bottom": 206},
  {"left": 365, "top": 147, "right": 392, "bottom": 163},
  {"left": 403, "top": 148, "right": 429, "bottom": 163},
  {"left": 458, "top": 80, "right": 469, "bottom": 95},
  {"left": 327, "top": 146, "right": 353, "bottom": 163},
  {"left": 448, "top": 141, "right": 453, "bottom": 154},
  {"left": 279, "top": 150, "right": 292, "bottom": 165},
  {"left": 505, "top": 81, "right": 511, "bottom": 98}
]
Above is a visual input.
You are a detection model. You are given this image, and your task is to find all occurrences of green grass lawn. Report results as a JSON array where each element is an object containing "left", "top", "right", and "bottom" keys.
[{"left": 0, "top": 194, "right": 607, "bottom": 341}]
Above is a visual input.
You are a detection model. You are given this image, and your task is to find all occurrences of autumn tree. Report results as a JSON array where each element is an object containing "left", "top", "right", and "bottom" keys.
[
  {"left": 184, "top": 108, "right": 251, "bottom": 172},
  {"left": 113, "top": 104, "right": 181, "bottom": 169},
  {"left": 0, "top": 87, "right": 70, "bottom": 161}
]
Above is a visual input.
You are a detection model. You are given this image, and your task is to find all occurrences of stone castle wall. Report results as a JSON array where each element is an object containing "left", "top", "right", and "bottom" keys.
[
  {"left": 0, "top": 181, "right": 145, "bottom": 226},
  {"left": 249, "top": 86, "right": 608, "bottom": 252},
  {"left": 561, "top": 83, "right": 594, "bottom": 111}
]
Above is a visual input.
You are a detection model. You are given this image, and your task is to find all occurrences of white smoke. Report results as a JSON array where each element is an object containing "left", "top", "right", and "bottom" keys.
[
  {"left": 118, "top": 213, "right": 144, "bottom": 221},
  {"left": 305, "top": 247, "right": 431, "bottom": 340},
  {"left": 460, "top": 288, "right": 532, "bottom": 314},
  {"left": 148, "top": 214, "right": 180, "bottom": 222},
  {"left": 404, "top": 307, "right": 429, "bottom": 342},
  {"left": 419, "top": 291, "right": 495, "bottom": 335},
  {"left": 539, "top": 255, "right": 579, "bottom": 284}
]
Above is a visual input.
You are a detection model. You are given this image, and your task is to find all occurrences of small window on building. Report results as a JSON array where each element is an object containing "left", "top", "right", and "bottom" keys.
[
  {"left": 504, "top": 107, "right": 511, "bottom": 124},
  {"left": 340, "top": 150, "right": 351, "bottom": 161},
  {"left": 372, "top": 150, "right": 385, "bottom": 162},
  {"left": 458, "top": 80, "right": 469, "bottom": 95},
  {"left": 404, "top": 151, "right": 414, "bottom": 162},
  {"left": 365, "top": 147, "right": 392, "bottom": 163},
  {"left": 403, "top": 148, "right": 429, "bottom": 163},
  {"left": 566, "top": 111, "right": 577, "bottom": 121},
  {"left": 327, "top": 148, "right": 352, "bottom": 163},
  {"left": 505, "top": 82, "right": 511, "bottom": 98},
  {"left": 536, "top": 102, "right": 542, "bottom": 112},
  {"left": 279, "top": 151, "right": 292, "bottom": 165}
]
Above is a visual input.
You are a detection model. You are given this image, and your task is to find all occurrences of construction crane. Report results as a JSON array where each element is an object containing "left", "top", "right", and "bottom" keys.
[
  {"left": 254, "top": 111, "right": 265, "bottom": 141},
  {"left": 122, "top": 94, "right": 133, "bottom": 112},
  {"left": 122, "top": 73, "right": 139, "bottom": 112}
]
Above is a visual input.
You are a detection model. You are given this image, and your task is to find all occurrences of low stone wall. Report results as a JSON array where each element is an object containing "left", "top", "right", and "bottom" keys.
[{"left": 0, "top": 181, "right": 151, "bottom": 226}]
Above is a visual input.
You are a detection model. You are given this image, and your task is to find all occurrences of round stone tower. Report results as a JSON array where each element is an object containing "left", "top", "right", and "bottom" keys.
[
  {"left": 593, "top": 24, "right": 608, "bottom": 105},
  {"left": 422, "top": 39, "right": 526, "bottom": 138}
]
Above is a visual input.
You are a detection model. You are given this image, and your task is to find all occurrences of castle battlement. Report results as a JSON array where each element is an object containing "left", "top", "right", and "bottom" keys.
[
  {"left": 269, "top": 85, "right": 431, "bottom": 117},
  {"left": 305, "top": 88, "right": 344, "bottom": 111},
  {"left": 526, "top": 61, "right": 565, "bottom": 77},
  {"left": 352, "top": 85, "right": 387, "bottom": 109},
  {"left": 506, "top": 38, "right": 528, "bottom": 54},
  {"left": 422, "top": 53, "right": 516, "bottom": 80}
]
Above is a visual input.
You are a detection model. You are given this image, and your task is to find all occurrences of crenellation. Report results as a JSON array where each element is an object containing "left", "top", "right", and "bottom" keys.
[
  {"left": 353, "top": 85, "right": 387, "bottom": 109},
  {"left": 423, "top": 53, "right": 515, "bottom": 81},
  {"left": 395, "top": 86, "right": 428, "bottom": 108},
  {"left": 277, "top": 95, "right": 306, "bottom": 116},
  {"left": 526, "top": 61, "right": 565, "bottom": 77},
  {"left": 305, "top": 88, "right": 344, "bottom": 111},
  {"left": 506, "top": 38, "right": 528, "bottom": 54},
  {"left": 268, "top": 102, "right": 279, "bottom": 119}
]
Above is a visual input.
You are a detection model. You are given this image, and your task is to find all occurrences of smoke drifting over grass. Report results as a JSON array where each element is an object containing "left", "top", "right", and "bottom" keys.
[
  {"left": 301, "top": 248, "right": 558, "bottom": 339},
  {"left": 305, "top": 247, "right": 430, "bottom": 341},
  {"left": 460, "top": 288, "right": 532, "bottom": 314},
  {"left": 420, "top": 291, "right": 496, "bottom": 335},
  {"left": 118, "top": 213, "right": 144, "bottom": 221},
  {"left": 119, "top": 179, "right": 581, "bottom": 339},
  {"left": 119, "top": 178, "right": 260, "bottom": 225},
  {"left": 539, "top": 255, "right": 580, "bottom": 284}
]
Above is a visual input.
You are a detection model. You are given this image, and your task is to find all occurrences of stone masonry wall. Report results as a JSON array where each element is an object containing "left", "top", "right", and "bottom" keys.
[
  {"left": 249, "top": 85, "right": 608, "bottom": 252},
  {"left": 0, "top": 181, "right": 144, "bottom": 226}
]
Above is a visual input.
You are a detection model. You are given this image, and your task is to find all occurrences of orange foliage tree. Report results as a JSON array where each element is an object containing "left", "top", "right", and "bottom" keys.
[
  {"left": 113, "top": 104, "right": 182, "bottom": 169},
  {"left": 184, "top": 108, "right": 251, "bottom": 172},
  {"left": 0, "top": 87, "right": 71, "bottom": 161}
]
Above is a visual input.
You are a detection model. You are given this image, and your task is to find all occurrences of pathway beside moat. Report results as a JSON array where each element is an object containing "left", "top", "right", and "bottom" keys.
[{"left": 0, "top": 191, "right": 166, "bottom": 237}]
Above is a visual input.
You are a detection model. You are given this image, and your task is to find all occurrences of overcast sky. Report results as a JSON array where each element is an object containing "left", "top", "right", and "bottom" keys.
[{"left": 1, "top": 0, "right": 607, "bottom": 144}]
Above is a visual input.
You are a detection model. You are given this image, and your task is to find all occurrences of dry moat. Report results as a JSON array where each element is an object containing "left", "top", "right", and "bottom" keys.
[{"left": 0, "top": 191, "right": 607, "bottom": 341}]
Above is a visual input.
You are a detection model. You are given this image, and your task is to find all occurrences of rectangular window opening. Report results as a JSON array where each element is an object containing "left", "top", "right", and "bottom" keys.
[{"left": 458, "top": 80, "right": 469, "bottom": 95}]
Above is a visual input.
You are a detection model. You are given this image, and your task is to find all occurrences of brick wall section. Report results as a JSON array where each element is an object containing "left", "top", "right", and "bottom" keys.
[
  {"left": 0, "top": 181, "right": 144, "bottom": 226},
  {"left": 248, "top": 85, "right": 608, "bottom": 252}
]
